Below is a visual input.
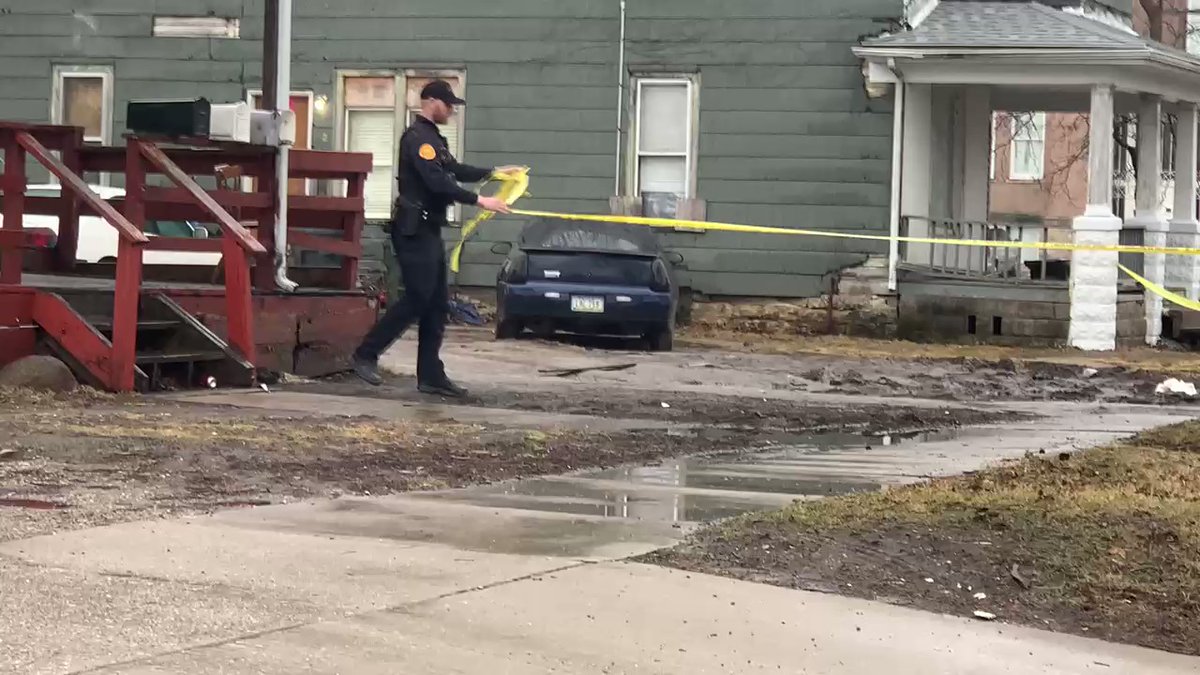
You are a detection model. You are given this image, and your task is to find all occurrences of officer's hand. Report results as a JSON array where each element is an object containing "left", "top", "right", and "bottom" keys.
[{"left": 477, "top": 196, "right": 512, "bottom": 214}]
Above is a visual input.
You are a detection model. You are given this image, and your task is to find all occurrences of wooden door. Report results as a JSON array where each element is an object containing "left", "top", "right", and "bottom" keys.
[{"left": 251, "top": 93, "right": 311, "bottom": 195}]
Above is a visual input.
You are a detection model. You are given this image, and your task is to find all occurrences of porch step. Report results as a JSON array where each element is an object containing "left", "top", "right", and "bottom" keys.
[
  {"left": 86, "top": 317, "right": 181, "bottom": 332},
  {"left": 40, "top": 290, "right": 256, "bottom": 392},
  {"left": 135, "top": 350, "right": 228, "bottom": 366}
]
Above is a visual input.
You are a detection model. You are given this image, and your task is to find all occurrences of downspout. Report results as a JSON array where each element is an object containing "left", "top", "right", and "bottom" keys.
[
  {"left": 272, "top": 0, "right": 299, "bottom": 292},
  {"left": 613, "top": 0, "right": 627, "bottom": 197},
  {"left": 887, "top": 58, "right": 905, "bottom": 292}
]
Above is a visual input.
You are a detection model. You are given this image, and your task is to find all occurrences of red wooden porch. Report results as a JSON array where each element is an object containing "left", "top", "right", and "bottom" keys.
[{"left": 0, "top": 122, "right": 378, "bottom": 392}]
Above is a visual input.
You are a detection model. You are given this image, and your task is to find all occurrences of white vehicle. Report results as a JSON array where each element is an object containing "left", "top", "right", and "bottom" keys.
[{"left": 2, "top": 185, "right": 222, "bottom": 266}]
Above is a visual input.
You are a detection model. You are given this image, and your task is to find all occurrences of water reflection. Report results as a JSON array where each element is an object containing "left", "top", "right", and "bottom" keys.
[{"left": 425, "top": 430, "right": 960, "bottom": 525}]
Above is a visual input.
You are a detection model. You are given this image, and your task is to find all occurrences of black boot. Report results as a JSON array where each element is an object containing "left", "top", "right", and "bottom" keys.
[
  {"left": 418, "top": 377, "right": 469, "bottom": 398},
  {"left": 352, "top": 355, "right": 384, "bottom": 386}
]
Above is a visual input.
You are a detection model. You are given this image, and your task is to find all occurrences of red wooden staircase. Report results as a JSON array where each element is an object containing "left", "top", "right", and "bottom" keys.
[{"left": 0, "top": 122, "right": 375, "bottom": 392}]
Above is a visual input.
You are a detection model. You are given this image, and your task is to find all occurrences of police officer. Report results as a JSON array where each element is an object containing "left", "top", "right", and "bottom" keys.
[{"left": 353, "top": 79, "right": 518, "bottom": 397}]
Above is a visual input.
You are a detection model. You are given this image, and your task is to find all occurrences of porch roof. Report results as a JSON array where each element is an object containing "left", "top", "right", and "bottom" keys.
[{"left": 853, "top": 2, "right": 1200, "bottom": 103}]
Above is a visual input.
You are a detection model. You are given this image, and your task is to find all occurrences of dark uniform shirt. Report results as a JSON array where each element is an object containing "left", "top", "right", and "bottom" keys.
[{"left": 395, "top": 115, "right": 491, "bottom": 237}]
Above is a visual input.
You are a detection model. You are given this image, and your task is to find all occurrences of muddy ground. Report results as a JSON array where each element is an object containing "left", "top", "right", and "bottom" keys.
[
  {"left": 364, "top": 330, "right": 1200, "bottom": 408},
  {"left": 0, "top": 383, "right": 1014, "bottom": 543},
  {"left": 647, "top": 422, "right": 1200, "bottom": 657}
]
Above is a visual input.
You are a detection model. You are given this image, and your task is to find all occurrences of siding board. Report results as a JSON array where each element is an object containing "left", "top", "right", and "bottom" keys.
[{"left": 0, "top": 0, "right": 904, "bottom": 300}]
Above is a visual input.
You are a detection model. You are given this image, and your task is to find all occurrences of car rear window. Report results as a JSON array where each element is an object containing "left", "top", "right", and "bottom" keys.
[{"left": 526, "top": 251, "right": 653, "bottom": 286}]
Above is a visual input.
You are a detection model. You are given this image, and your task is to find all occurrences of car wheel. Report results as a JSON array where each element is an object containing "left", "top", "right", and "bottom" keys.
[
  {"left": 646, "top": 324, "right": 674, "bottom": 352},
  {"left": 495, "top": 316, "right": 521, "bottom": 340}
]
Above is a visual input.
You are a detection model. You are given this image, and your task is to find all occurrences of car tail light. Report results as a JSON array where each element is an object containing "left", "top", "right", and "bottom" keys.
[
  {"left": 24, "top": 228, "right": 57, "bottom": 249},
  {"left": 650, "top": 259, "right": 670, "bottom": 292}
]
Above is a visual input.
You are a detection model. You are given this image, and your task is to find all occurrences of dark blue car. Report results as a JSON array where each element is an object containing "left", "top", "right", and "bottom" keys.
[{"left": 492, "top": 218, "right": 680, "bottom": 351}]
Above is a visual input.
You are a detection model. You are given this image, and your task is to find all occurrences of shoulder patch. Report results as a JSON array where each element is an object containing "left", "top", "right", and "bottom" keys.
[{"left": 418, "top": 143, "right": 437, "bottom": 161}]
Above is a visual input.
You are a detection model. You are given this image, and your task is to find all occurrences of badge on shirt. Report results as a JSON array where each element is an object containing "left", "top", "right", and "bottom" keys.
[{"left": 418, "top": 143, "right": 437, "bottom": 161}]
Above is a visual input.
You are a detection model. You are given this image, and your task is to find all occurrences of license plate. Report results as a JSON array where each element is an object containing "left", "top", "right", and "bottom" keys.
[{"left": 570, "top": 295, "right": 605, "bottom": 313}]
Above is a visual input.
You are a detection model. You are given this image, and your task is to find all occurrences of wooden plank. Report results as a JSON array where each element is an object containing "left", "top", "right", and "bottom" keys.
[
  {"left": 339, "top": 172, "right": 366, "bottom": 289},
  {"left": 55, "top": 129, "right": 84, "bottom": 272},
  {"left": 109, "top": 143, "right": 146, "bottom": 393},
  {"left": 145, "top": 186, "right": 273, "bottom": 210},
  {"left": 138, "top": 141, "right": 267, "bottom": 255},
  {"left": 81, "top": 145, "right": 275, "bottom": 176},
  {"left": 143, "top": 238, "right": 225, "bottom": 252},
  {"left": 289, "top": 231, "right": 363, "bottom": 259},
  {"left": 253, "top": 166, "right": 277, "bottom": 289},
  {"left": 220, "top": 237, "right": 257, "bottom": 364},
  {"left": 16, "top": 132, "right": 148, "bottom": 244},
  {"left": 288, "top": 149, "right": 373, "bottom": 178},
  {"left": 1, "top": 133, "right": 25, "bottom": 284},
  {"left": 30, "top": 291, "right": 113, "bottom": 388},
  {"left": 287, "top": 194, "right": 366, "bottom": 213}
]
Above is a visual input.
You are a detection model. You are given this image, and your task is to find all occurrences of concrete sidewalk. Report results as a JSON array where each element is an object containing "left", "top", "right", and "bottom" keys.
[
  {"left": 3, "top": 514, "right": 1196, "bottom": 674},
  {"left": 3, "top": 396, "right": 1198, "bottom": 673}
]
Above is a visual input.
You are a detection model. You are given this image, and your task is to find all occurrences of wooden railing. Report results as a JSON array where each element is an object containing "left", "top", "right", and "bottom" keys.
[
  {"left": 0, "top": 121, "right": 372, "bottom": 392},
  {"left": 899, "top": 216, "right": 1069, "bottom": 283}
]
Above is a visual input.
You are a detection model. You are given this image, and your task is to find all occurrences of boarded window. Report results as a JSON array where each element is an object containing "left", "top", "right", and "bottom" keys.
[
  {"left": 634, "top": 78, "right": 696, "bottom": 218},
  {"left": 55, "top": 70, "right": 111, "bottom": 143}
]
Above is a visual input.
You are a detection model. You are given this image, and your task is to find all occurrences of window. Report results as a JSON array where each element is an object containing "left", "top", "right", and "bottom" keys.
[
  {"left": 337, "top": 71, "right": 465, "bottom": 221},
  {"left": 1009, "top": 112, "right": 1045, "bottom": 180},
  {"left": 52, "top": 66, "right": 112, "bottom": 144},
  {"left": 153, "top": 17, "right": 240, "bottom": 39},
  {"left": 633, "top": 77, "right": 697, "bottom": 218}
]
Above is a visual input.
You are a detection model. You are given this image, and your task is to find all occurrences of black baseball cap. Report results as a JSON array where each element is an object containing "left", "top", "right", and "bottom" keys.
[{"left": 420, "top": 80, "right": 466, "bottom": 106}]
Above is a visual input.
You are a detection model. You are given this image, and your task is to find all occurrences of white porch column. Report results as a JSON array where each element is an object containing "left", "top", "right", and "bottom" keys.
[
  {"left": 1127, "top": 94, "right": 1167, "bottom": 345},
  {"left": 961, "top": 85, "right": 992, "bottom": 222},
  {"left": 1168, "top": 102, "right": 1200, "bottom": 301},
  {"left": 960, "top": 86, "right": 992, "bottom": 273},
  {"left": 901, "top": 84, "right": 933, "bottom": 265},
  {"left": 1069, "top": 85, "right": 1122, "bottom": 351}
]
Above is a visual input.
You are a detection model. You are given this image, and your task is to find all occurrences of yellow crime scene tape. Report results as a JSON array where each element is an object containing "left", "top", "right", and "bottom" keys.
[{"left": 452, "top": 168, "right": 1200, "bottom": 314}]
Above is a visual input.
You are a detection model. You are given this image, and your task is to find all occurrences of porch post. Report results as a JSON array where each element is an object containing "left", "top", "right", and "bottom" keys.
[
  {"left": 960, "top": 85, "right": 991, "bottom": 273},
  {"left": 901, "top": 84, "right": 933, "bottom": 265},
  {"left": 1069, "top": 85, "right": 1122, "bottom": 351},
  {"left": 1167, "top": 102, "right": 1200, "bottom": 301},
  {"left": 1128, "top": 94, "right": 1167, "bottom": 345},
  {"left": 961, "top": 86, "right": 991, "bottom": 222}
]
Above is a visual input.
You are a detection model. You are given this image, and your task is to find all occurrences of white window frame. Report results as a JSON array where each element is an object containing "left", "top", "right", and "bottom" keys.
[
  {"left": 990, "top": 112, "right": 998, "bottom": 181},
  {"left": 1009, "top": 112, "right": 1046, "bottom": 181},
  {"left": 51, "top": 65, "right": 113, "bottom": 186},
  {"left": 631, "top": 76, "right": 699, "bottom": 201},
  {"left": 245, "top": 89, "right": 316, "bottom": 195},
  {"left": 51, "top": 65, "right": 113, "bottom": 145},
  {"left": 334, "top": 69, "right": 467, "bottom": 223}
]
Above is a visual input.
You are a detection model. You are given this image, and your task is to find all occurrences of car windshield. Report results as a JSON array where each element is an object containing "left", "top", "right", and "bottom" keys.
[{"left": 527, "top": 251, "right": 653, "bottom": 286}]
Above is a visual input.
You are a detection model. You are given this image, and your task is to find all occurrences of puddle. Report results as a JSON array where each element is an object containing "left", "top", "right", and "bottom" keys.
[{"left": 422, "top": 430, "right": 964, "bottom": 525}]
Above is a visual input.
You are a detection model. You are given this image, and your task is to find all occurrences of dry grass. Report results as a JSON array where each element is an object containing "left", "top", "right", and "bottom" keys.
[
  {"left": 665, "top": 420, "right": 1200, "bottom": 654},
  {"left": 0, "top": 386, "right": 123, "bottom": 410},
  {"left": 16, "top": 410, "right": 489, "bottom": 450},
  {"left": 680, "top": 329, "right": 1200, "bottom": 373}
]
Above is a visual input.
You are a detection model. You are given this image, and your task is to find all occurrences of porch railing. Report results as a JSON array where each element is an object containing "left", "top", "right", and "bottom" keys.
[{"left": 899, "top": 216, "right": 1069, "bottom": 282}]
